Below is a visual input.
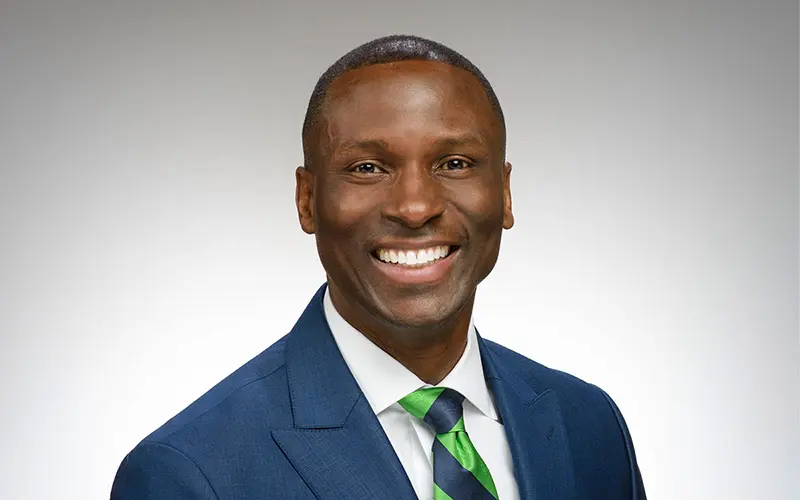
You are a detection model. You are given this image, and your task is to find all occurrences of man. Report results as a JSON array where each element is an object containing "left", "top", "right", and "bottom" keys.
[{"left": 111, "top": 35, "right": 646, "bottom": 500}]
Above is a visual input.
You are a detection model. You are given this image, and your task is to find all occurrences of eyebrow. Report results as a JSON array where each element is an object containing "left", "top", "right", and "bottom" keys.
[
  {"left": 334, "top": 139, "right": 392, "bottom": 155},
  {"left": 333, "top": 134, "right": 487, "bottom": 156},
  {"left": 432, "top": 134, "right": 487, "bottom": 150}
]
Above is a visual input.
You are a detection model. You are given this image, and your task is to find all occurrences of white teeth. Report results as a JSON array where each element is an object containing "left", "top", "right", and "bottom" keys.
[{"left": 375, "top": 245, "right": 452, "bottom": 267}]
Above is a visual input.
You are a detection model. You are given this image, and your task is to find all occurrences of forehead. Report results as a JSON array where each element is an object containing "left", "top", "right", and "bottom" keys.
[{"left": 316, "top": 60, "right": 501, "bottom": 152}]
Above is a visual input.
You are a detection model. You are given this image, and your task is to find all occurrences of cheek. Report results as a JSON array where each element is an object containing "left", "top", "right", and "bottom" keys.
[
  {"left": 315, "top": 181, "right": 381, "bottom": 242},
  {"left": 448, "top": 180, "right": 506, "bottom": 272},
  {"left": 451, "top": 180, "right": 506, "bottom": 229}
]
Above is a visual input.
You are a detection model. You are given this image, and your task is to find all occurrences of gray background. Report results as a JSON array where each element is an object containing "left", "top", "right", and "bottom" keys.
[{"left": 0, "top": 1, "right": 797, "bottom": 499}]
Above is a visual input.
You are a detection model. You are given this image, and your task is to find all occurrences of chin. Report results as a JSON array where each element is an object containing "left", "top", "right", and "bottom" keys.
[{"left": 372, "top": 288, "right": 471, "bottom": 330}]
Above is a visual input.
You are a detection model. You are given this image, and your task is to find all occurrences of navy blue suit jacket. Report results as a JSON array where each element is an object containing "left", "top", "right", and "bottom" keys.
[{"left": 111, "top": 285, "right": 646, "bottom": 499}]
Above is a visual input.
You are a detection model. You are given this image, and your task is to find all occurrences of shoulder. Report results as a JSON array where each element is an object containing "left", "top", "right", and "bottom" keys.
[
  {"left": 481, "top": 338, "right": 633, "bottom": 441},
  {"left": 481, "top": 338, "right": 603, "bottom": 397},
  {"left": 112, "top": 334, "right": 296, "bottom": 498},
  {"left": 482, "top": 338, "right": 645, "bottom": 497},
  {"left": 142, "top": 337, "right": 291, "bottom": 451}
]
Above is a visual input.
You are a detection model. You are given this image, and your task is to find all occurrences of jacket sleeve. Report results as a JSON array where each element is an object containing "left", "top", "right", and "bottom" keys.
[
  {"left": 599, "top": 389, "right": 647, "bottom": 500},
  {"left": 110, "top": 441, "right": 219, "bottom": 500}
]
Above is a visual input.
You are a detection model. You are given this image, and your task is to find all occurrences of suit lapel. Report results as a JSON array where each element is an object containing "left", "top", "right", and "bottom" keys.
[
  {"left": 478, "top": 336, "right": 577, "bottom": 500},
  {"left": 273, "top": 285, "right": 576, "bottom": 500},
  {"left": 272, "top": 285, "right": 418, "bottom": 500}
]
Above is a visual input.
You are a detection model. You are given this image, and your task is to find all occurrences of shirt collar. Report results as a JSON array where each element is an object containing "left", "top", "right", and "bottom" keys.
[{"left": 323, "top": 286, "right": 498, "bottom": 421}]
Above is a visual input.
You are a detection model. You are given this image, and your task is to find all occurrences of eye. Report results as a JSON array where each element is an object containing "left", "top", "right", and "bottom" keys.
[
  {"left": 440, "top": 158, "right": 473, "bottom": 171},
  {"left": 350, "top": 162, "right": 385, "bottom": 174}
]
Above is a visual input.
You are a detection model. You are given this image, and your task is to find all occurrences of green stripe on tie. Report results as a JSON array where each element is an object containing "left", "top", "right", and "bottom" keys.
[
  {"left": 400, "top": 387, "right": 500, "bottom": 499},
  {"left": 398, "top": 386, "right": 445, "bottom": 420}
]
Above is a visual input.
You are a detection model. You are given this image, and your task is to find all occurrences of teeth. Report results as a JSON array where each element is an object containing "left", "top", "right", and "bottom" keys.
[{"left": 375, "top": 245, "right": 452, "bottom": 267}]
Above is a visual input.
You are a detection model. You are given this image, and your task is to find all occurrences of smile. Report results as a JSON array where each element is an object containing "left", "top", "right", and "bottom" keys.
[
  {"left": 370, "top": 245, "right": 460, "bottom": 285},
  {"left": 374, "top": 245, "right": 454, "bottom": 267}
]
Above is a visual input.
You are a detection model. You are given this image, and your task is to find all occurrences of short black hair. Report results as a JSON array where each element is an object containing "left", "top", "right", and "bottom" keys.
[{"left": 302, "top": 34, "right": 506, "bottom": 164}]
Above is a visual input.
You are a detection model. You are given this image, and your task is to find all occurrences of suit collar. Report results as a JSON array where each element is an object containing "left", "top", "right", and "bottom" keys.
[
  {"left": 276, "top": 284, "right": 418, "bottom": 499},
  {"left": 477, "top": 331, "right": 539, "bottom": 405},
  {"left": 478, "top": 332, "right": 578, "bottom": 500},
  {"left": 282, "top": 284, "right": 361, "bottom": 429}
]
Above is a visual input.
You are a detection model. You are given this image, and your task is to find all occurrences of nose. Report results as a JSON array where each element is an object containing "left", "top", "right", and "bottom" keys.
[{"left": 382, "top": 164, "right": 445, "bottom": 229}]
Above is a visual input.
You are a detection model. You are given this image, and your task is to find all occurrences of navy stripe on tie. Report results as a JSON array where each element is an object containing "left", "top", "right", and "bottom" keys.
[
  {"left": 432, "top": 438, "right": 496, "bottom": 500},
  {"left": 424, "top": 388, "right": 465, "bottom": 434}
]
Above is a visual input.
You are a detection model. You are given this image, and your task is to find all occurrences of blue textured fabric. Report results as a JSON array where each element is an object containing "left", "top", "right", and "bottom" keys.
[
  {"left": 110, "top": 283, "right": 647, "bottom": 500},
  {"left": 423, "top": 388, "right": 465, "bottom": 434}
]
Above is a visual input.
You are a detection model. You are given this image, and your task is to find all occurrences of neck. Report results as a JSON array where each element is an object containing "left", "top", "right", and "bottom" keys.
[
  {"left": 329, "top": 286, "right": 474, "bottom": 385},
  {"left": 369, "top": 318, "right": 470, "bottom": 385}
]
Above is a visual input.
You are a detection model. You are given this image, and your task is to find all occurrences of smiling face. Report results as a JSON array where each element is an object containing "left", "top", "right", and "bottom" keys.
[{"left": 296, "top": 60, "right": 513, "bottom": 339}]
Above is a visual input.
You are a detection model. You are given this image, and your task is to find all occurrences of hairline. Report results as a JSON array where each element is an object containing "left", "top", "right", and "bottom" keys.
[{"left": 301, "top": 35, "right": 506, "bottom": 168}]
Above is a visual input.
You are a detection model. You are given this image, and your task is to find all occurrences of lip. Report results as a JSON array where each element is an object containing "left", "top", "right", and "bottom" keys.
[{"left": 370, "top": 246, "right": 460, "bottom": 286}]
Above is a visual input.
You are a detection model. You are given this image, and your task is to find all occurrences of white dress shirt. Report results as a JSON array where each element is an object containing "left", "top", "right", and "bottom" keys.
[{"left": 323, "top": 288, "right": 520, "bottom": 500}]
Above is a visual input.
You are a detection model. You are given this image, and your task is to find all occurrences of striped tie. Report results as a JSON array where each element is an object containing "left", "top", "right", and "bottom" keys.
[{"left": 399, "top": 387, "right": 499, "bottom": 500}]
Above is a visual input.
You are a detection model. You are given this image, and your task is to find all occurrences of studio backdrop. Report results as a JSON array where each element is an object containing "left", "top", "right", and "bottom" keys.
[{"left": 0, "top": 1, "right": 797, "bottom": 499}]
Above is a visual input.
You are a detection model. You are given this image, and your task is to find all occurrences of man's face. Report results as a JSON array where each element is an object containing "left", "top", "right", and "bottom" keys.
[{"left": 297, "top": 60, "right": 513, "bottom": 334}]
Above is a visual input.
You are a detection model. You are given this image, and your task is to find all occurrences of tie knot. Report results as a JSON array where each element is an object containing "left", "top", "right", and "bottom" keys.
[{"left": 399, "top": 387, "right": 466, "bottom": 435}]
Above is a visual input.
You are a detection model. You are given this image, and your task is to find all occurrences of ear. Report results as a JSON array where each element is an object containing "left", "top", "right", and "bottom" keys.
[
  {"left": 295, "top": 166, "right": 316, "bottom": 234},
  {"left": 502, "top": 161, "right": 514, "bottom": 230}
]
